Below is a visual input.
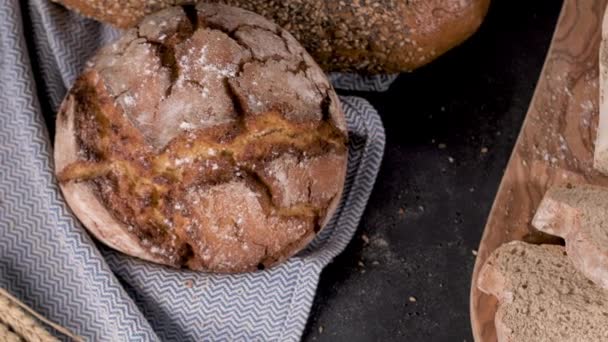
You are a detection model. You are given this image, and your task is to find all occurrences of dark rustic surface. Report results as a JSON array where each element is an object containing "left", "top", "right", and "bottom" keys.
[{"left": 303, "top": 1, "right": 563, "bottom": 341}]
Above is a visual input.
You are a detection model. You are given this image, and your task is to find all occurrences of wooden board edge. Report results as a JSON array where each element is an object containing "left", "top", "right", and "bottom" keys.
[{"left": 468, "top": 0, "right": 594, "bottom": 340}]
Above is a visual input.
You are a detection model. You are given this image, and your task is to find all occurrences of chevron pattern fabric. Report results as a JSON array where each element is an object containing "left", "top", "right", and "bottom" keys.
[
  {"left": 328, "top": 73, "right": 398, "bottom": 92},
  {"left": 0, "top": 1, "right": 386, "bottom": 340}
]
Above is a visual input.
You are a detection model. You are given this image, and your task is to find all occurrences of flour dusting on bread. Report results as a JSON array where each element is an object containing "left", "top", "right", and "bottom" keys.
[{"left": 55, "top": 4, "right": 348, "bottom": 273}]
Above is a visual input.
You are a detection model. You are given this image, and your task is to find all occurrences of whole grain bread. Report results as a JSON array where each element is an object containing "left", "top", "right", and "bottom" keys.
[
  {"left": 54, "top": 4, "right": 348, "bottom": 273},
  {"left": 532, "top": 184, "right": 608, "bottom": 289},
  {"left": 52, "top": 0, "right": 490, "bottom": 73},
  {"left": 478, "top": 241, "right": 608, "bottom": 342}
]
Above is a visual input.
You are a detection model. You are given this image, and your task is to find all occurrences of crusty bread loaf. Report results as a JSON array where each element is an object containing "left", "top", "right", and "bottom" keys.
[
  {"left": 594, "top": 6, "right": 608, "bottom": 173},
  {"left": 52, "top": 0, "right": 491, "bottom": 73},
  {"left": 532, "top": 184, "right": 608, "bottom": 289},
  {"left": 54, "top": 4, "right": 348, "bottom": 273},
  {"left": 478, "top": 241, "right": 608, "bottom": 342}
]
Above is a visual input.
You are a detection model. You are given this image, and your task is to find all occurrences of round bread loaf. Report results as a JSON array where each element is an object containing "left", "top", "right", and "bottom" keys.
[
  {"left": 53, "top": 0, "right": 490, "bottom": 73},
  {"left": 54, "top": 4, "right": 348, "bottom": 273}
]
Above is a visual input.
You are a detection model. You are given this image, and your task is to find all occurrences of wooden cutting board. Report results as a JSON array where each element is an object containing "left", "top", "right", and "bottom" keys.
[{"left": 470, "top": 0, "right": 608, "bottom": 340}]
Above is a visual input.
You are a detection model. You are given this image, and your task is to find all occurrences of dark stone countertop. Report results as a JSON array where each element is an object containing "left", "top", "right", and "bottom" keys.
[{"left": 303, "top": 1, "right": 563, "bottom": 341}]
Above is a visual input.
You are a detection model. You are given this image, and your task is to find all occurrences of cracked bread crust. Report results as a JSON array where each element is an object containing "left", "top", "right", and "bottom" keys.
[
  {"left": 52, "top": 0, "right": 490, "bottom": 73},
  {"left": 54, "top": 4, "right": 348, "bottom": 273}
]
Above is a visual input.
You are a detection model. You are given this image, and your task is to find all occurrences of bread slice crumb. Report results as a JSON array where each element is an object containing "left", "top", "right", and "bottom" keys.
[
  {"left": 533, "top": 184, "right": 608, "bottom": 289},
  {"left": 478, "top": 241, "right": 608, "bottom": 342}
]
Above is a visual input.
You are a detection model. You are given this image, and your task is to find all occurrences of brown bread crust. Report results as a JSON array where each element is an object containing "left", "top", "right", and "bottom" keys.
[
  {"left": 52, "top": 0, "right": 490, "bottom": 73},
  {"left": 54, "top": 4, "right": 348, "bottom": 273}
]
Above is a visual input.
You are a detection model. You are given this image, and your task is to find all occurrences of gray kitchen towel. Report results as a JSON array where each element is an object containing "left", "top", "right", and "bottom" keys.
[
  {"left": 0, "top": 1, "right": 385, "bottom": 341},
  {"left": 328, "top": 73, "right": 398, "bottom": 92}
]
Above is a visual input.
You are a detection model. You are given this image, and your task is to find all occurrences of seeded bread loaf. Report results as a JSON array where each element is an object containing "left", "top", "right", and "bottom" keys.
[
  {"left": 52, "top": 0, "right": 491, "bottom": 73},
  {"left": 532, "top": 184, "right": 608, "bottom": 289},
  {"left": 478, "top": 241, "right": 608, "bottom": 342},
  {"left": 54, "top": 4, "right": 348, "bottom": 273}
]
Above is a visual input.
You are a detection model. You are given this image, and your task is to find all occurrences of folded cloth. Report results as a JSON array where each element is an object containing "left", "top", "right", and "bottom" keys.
[
  {"left": 328, "top": 73, "right": 398, "bottom": 92},
  {"left": 0, "top": 1, "right": 386, "bottom": 340}
]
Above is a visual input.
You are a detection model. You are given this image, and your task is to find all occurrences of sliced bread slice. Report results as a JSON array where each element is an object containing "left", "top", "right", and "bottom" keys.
[
  {"left": 595, "top": 6, "right": 608, "bottom": 173},
  {"left": 478, "top": 241, "right": 608, "bottom": 342},
  {"left": 532, "top": 184, "right": 608, "bottom": 289}
]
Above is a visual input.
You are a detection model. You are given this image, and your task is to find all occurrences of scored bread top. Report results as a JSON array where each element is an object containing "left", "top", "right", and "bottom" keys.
[
  {"left": 54, "top": 4, "right": 348, "bottom": 272},
  {"left": 478, "top": 241, "right": 608, "bottom": 342}
]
